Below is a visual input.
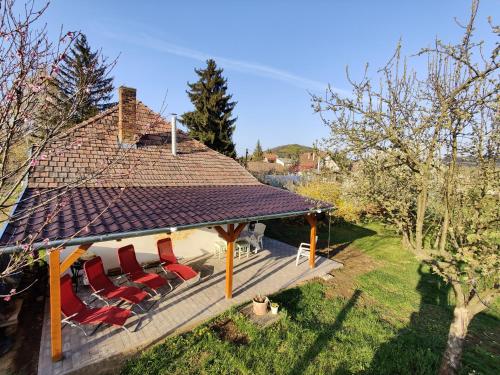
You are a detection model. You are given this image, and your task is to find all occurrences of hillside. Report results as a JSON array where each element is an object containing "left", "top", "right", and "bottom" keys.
[{"left": 269, "top": 144, "right": 313, "bottom": 158}]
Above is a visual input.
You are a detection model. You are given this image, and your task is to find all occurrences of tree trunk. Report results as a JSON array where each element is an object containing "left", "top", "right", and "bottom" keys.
[
  {"left": 415, "top": 187, "right": 427, "bottom": 253},
  {"left": 439, "top": 306, "right": 471, "bottom": 375},
  {"left": 439, "top": 130, "right": 457, "bottom": 253},
  {"left": 439, "top": 209, "right": 449, "bottom": 252}
]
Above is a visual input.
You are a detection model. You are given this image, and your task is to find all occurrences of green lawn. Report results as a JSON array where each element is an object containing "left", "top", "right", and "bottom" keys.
[{"left": 121, "top": 221, "right": 499, "bottom": 375}]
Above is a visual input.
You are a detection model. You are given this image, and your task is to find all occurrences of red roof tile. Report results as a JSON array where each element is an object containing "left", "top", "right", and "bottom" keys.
[
  {"left": 28, "top": 102, "right": 257, "bottom": 188},
  {"left": 0, "top": 97, "right": 330, "bottom": 250},
  {"left": 0, "top": 186, "right": 327, "bottom": 247}
]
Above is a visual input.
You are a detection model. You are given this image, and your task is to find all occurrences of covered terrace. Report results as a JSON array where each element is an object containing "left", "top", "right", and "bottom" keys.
[{"left": 0, "top": 184, "right": 334, "bottom": 368}]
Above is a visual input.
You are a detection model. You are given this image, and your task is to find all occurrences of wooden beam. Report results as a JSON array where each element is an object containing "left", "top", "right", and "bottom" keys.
[
  {"left": 225, "top": 224, "right": 234, "bottom": 299},
  {"left": 49, "top": 248, "right": 62, "bottom": 362},
  {"left": 308, "top": 215, "right": 317, "bottom": 269},
  {"left": 214, "top": 225, "right": 231, "bottom": 242},
  {"left": 59, "top": 243, "right": 92, "bottom": 274},
  {"left": 233, "top": 223, "right": 246, "bottom": 240},
  {"left": 305, "top": 213, "right": 317, "bottom": 227}
]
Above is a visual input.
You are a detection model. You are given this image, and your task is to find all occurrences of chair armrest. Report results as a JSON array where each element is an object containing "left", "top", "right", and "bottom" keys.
[
  {"left": 299, "top": 243, "right": 311, "bottom": 248},
  {"left": 62, "top": 313, "right": 78, "bottom": 323}
]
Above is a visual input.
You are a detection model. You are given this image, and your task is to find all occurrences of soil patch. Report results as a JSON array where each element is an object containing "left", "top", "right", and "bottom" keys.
[
  {"left": 320, "top": 244, "right": 380, "bottom": 300},
  {"left": 210, "top": 319, "right": 249, "bottom": 346}
]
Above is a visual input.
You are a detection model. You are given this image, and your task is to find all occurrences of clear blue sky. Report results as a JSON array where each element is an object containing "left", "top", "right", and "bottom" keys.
[{"left": 42, "top": 0, "right": 498, "bottom": 156}]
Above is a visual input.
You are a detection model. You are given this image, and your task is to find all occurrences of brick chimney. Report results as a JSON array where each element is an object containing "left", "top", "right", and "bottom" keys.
[{"left": 118, "top": 86, "right": 137, "bottom": 144}]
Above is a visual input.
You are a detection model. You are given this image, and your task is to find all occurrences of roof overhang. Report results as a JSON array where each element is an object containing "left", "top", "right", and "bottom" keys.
[
  {"left": 0, "top": 206, "right": 332, "bottom": 254},
  {"left": 0, "top": 185, "right": 333, "bottom": 254}
]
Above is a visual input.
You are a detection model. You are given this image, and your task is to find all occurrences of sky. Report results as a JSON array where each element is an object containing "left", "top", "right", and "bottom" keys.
[{"left": 40, "top": 0, "right": 499, "bottom": 156}]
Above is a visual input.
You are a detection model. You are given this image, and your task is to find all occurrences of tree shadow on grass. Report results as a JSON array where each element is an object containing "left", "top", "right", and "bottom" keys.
[
  {"left": 274, "top": 286, "right": 362, "bottom": 375},
  {"left": 365, "top": 264, "right": 453, "bottom": 375}
]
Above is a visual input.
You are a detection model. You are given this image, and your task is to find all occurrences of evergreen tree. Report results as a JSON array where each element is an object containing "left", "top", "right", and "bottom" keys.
[
  {"left": 181, "top": 59, "right": 237, "bottom": 158},
  {"left": 252, "top": 139, "right": 264, "bottom": 161},
  {"left": 55, "top": 34, "right": 114, "bottom": 123}
]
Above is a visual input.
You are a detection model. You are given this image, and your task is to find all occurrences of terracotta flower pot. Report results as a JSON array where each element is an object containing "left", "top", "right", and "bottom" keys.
[{"left": 253, "top": 296, "right": 268, "bottom": 316}]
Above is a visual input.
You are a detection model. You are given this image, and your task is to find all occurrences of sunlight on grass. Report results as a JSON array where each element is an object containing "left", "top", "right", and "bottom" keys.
[{"left": 121, "top": 221, "right": 499, "bottom": 375}]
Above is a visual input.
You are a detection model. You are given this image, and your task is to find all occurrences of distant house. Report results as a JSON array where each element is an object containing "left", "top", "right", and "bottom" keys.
[
  {"left": 298, "top": 152, "right": 340, "bottom": 173},
  {"left": 299, "top": 152, "right": 318, "bottom": 171},
  {"left": 263, "top": 153, "right": 278, "bottom": 163},
  {"left": 276, "top": 157, "right": 294, "bottom": 167}
]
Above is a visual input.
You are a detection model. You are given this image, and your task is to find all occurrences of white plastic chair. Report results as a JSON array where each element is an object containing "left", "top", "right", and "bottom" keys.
[
  {"left": 295, "top": 236, "right": 318, "bottom": 266},
  {"left": 253, "top": 223, "right": 266, "bottom": 252}
]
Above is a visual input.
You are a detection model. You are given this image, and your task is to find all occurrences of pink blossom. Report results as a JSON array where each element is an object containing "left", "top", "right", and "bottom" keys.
[{"left": 4, "top": 289, "right": 16, "bottom": 301}]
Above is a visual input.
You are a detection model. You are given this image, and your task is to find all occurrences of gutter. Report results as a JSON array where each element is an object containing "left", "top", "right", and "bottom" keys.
[{"left": 0, "top": 206, "right": 334, "bottom": 254}]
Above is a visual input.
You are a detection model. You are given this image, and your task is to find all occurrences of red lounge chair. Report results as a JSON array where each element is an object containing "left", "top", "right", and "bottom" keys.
[
  {"left": 157, "top": 238, "right": 200, "bottom": 283},
  {"left": 118, "top": 244, "right": 170, "bottom": 294},
  {"left": 60, "top": 274, "right": 133, "bottom": 335},
  {"left": 84, "top": 257, "right": 150, "bottom": 310}
]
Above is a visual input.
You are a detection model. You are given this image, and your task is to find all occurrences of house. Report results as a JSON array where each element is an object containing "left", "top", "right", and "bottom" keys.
[
  {"left": 299, "top": 152, "right": 340, "bottom": 173},
  {"left": 0, "top": 86, "right": 331, "bottom": 362},
  {"left": 276, "top": 157, "right": 294, "bottom": 168},
  {"left": 263, "top": 153, "right": 277, "bottom": 163}
]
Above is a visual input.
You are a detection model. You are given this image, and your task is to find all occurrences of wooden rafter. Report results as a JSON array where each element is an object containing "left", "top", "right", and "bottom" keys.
[{"left": 60, "top": 243, "right": 93, "bottom": 274}]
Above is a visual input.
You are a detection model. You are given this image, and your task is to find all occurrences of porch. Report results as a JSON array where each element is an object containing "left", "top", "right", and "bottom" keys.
[{"left": 37, "top": 237, "right": 342, "bottom": 375}]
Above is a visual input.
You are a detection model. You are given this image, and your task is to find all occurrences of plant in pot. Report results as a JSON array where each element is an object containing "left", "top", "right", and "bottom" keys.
[
  {"left": 252, "top": 294, "right": 268, "bottom": 316},
  {"left": 270, "top": 302, "right": 279, "bottom": 314}
]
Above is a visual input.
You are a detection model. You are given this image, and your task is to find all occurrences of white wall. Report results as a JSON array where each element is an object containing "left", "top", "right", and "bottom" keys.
[{"left": 60, "top": 226, "right": 230, "bottom": 273}]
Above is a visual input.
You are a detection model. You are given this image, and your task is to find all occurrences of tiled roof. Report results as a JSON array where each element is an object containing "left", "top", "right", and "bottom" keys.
[
  {"left": 0, "top": 98, "right": 329, "bottom": 250},
  {"left": 0, "top": 185, "right": 327, "bottom": 247},
  {"left": 28, "top": 102, "right": 258, "bottom": 188}
]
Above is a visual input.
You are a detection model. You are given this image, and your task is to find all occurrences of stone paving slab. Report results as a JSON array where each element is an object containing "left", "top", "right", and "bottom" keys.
[{"left": 37, "top": 238, "right": 342, "bottom": 375}]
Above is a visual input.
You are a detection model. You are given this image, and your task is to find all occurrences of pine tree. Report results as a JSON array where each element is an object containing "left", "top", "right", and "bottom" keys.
[
  {"left": 55, "top": 34, "right": 114, "bottom": 124},
  {"left": 252, "top": 139, "right": 264, "bottom": 161},
  {"left": 181, "top": 59, "right": 237, "bottom": 158}
]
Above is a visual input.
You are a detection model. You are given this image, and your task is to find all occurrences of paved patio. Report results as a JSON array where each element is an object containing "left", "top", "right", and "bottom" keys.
[{"left": 37, "top": 238, "right": 342, "bottom": 375}]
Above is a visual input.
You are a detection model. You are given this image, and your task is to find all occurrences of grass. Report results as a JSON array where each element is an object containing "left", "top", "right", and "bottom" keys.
[{"left": 121, "top": 220, "right": 499, "bottom": 375}]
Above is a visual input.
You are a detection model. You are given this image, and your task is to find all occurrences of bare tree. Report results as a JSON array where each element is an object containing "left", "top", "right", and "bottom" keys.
[
  {"left": 0, "top": 1, "right": 173, "bottom": 300},
  {"left": 313, "top": 1, "right": 499, "bottom": 373}
]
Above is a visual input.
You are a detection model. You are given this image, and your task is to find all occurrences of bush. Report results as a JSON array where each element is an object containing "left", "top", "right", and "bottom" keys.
[{"left": 295, "top": 180, "right": 362, "bottom": 223}]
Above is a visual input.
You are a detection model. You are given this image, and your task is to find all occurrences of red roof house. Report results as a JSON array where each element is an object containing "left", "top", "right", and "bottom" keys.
[{"left": 0, "top": 87, "right": 330, "bottom": 362}]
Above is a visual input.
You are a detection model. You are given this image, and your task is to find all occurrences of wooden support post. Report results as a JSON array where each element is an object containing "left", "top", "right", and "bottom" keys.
[
  {"left": 306, "top": 214, "right": 317, "bottom": 269},
  {"left": 49, "top": 248, "right": 62, "bottom": 362},
  {"left": 215, "top": 222, "right": 247, "bottom": 299},
  {"left": 225, "top": 224, "right": 234, "bottom": 299}
]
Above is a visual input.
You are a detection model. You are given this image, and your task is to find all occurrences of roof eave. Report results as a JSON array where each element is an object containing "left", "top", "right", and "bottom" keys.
[{"left": 0, "top": 206, "right": 334, "bottom": 254}]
